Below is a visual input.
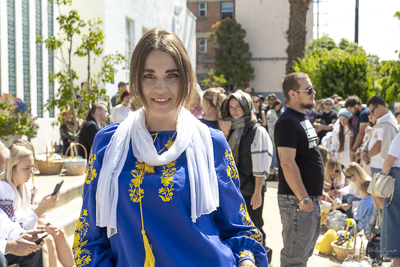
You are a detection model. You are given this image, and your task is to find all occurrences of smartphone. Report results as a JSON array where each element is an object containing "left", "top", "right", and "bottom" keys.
[
  {"left": 34, "top": 233, "right": 49, "bottom": 244},
  {"left": 51, "top": 180, "right": 64, "bottom": 196}
]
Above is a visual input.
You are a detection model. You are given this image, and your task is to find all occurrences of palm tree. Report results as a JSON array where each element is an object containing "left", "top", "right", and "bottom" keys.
[{"left": 286, "top": 0, "right": 312, "bottom": 74}]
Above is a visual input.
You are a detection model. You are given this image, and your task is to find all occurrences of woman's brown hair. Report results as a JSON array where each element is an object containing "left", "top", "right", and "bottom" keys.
[{"left": 129, "top": 28, "right": 196, "bottom": 111}]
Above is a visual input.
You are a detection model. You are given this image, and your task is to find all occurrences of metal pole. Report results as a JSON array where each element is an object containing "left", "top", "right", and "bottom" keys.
[{"left": 355, "top": 0, "right": 359, "bottom": 43}]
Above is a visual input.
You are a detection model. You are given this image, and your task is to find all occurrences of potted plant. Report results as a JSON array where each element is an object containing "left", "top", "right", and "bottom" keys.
[{"left": 0, "top": 93, "right": 39, "bottom": 147}]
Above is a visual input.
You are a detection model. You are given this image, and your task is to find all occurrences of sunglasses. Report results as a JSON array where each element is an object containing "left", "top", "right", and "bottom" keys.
[
  {"left": 334, "top": 169, "right": 340, "bottom": 173},
  {"left": 345, "top": 175, "right": 354, "bottom": 179},
  {"left": 254, "top": 100, "right": 260, "bottom": 103},
  {"left": 324, "top": 103, "right": 333, "bottom": 106},
  {"left": 370, "top": 105, "right": 378, "bottom": 114},
  {"left": 395, "top": 112, "right": 400, "bottom": 117},
  {"left": 295, "top": 86, "right": 315, "bottom": 95}
]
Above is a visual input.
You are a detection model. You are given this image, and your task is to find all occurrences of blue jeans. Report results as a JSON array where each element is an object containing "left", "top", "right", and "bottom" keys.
[
  {"left": 370, "top": 167, "right": 382, "bottom": 177},
  {"left": 278, "top": 194, "right": 321, "bottom": 267},
  {"left": 381, "top": 167, "right": 400, "bottom": 258},
  {"left": 342, "top": 194, "right": 361, "bottom": 218}
]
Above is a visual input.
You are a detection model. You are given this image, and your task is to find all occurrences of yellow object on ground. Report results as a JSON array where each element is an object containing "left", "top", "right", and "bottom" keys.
[{"left": 315, "top": 229, "right": 337, "bottom": 255}]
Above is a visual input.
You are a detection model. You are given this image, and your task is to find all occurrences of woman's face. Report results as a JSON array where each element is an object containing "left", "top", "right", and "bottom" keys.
[
  {"left": 191, "top": 95, "right": 201, "bottom": 110},
  {"left": 64, "top": 112, "right": 72, "bottom": 122},
  {"left": 274, "top": 104, "right": 282, "bottom": 112},
  {"left": 253, "top": 97, "right": 260, "bottom": 108},
  {"left": 339, "top": 115, "right": 349, "bottom": 127},
  {"left": 11, "top": 155, "right": 34, "bottom": 187},
  {"left": 141, "top": 50, "right": 180, "bottom": 120},
  {"left": 229, "top": 98, "right": 244, "bottom": 120},
  {"left": 329, "top": 166, "right": 340, "bottom": 180},
  {"left": 346, "top": 172, "right": 355, "bottom": 183},
  {"left": 122, "top": 95, "right": 130, "bottom": 106}
]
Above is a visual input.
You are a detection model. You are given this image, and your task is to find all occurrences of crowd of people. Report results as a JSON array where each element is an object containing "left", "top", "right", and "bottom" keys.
[{"left": 1, "top": 27, "right": 400, "bottom": 267}]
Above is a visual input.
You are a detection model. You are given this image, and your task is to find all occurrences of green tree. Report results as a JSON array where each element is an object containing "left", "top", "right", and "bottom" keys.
[
  {"left": 209, "top": 18, "right": 254, "bottom": 91},
  {"left": 293, "top": 37, "right": 375, "bottom": 101},
  {"left": 200, "top": 69, "right": 227, "bottom": 88},
  {"left": 286, "top": 0, "right": 312, "bottom": 74},
  {"left": 375, "top": 11, "right": 400, "bottom": 105},
  {"left": 37, "top": 0, "right": 125, "bottom": 131}
]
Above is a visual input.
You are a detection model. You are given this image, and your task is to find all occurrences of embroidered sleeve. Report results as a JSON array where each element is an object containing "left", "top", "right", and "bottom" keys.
[
  {"left": 251, "top": 126, "right": 273, "bottom": 178},
  {"left": 210, "top": 129, "right": 268, "bottom": 266},
  {"left": 73, "top": 125, "right": 117, "bottom": 266}
]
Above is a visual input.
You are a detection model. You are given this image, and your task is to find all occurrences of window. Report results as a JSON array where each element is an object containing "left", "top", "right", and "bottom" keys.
[
  {"left": 126, "top": 19, "right": 135, "bottom": 81},
  {"left": 198, "top": 39, "right": 207, "bottom": 54},
  {"left": 221, "top": 2, "right": 234, "bottom": 19},
  {"left": 198, "top": 3, "right": 206, "bottom": 18},
  {"left": 36, "top": 0, "right": 43, "bottom": 118},
  {"left": 198, "top": 74, "right": 207, "bottom": 89},
  {"left": 7, "top": 0, "right": 16, "bottom": 97}
]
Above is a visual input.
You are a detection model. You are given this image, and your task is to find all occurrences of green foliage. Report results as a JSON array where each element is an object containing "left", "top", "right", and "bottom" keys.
[
  {"left": 37, "top": 0, "right": 126, "bottom": 131},
  {"left": 209, "top": 18, "right": 254, "bottom": 90},
  {"left": 0, "top": 94, "right": 39, "bottom": 138},
  {"left": 306, "top": 35, "right": 336, "bottom": 55},
  {"left": 200, "top": 69, "right": 227, "bottom": 88},
  {"left": 294, "top": 37, "right": 375, "bottom": 102}
]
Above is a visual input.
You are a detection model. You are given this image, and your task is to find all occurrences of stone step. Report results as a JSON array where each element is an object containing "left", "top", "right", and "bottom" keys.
[{"left": 34, "top": 173, "right": 85, "bottom": 211}]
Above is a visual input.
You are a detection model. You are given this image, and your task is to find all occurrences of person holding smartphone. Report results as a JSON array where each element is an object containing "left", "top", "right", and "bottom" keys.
[
  {"left": 73, "top": 29, "right": 268, "bottom": 267},
  {"left": 0, "top": 141, "right": 74, "bottom": 267}
]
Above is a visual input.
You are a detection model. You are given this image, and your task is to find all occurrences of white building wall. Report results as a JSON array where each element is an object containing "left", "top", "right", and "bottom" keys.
[
  {"left": 235, "top": 0, "right": 313, "bottom": 96},
  {"left": 0, "top": 0, "right": 9, "bottom": 93}
]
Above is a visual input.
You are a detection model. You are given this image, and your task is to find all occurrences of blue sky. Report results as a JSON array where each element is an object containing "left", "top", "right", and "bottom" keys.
[{"left": 313, "top": 0, "right": 400, "bottom": 61}]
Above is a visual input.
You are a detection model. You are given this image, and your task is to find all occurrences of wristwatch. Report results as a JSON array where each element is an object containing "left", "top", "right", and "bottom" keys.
[
  {"left": 299, "top": 197, "right": 310, "bottom": 205},
  {"left": 351, "top": 147, "right": 357, "bottom": 152}
]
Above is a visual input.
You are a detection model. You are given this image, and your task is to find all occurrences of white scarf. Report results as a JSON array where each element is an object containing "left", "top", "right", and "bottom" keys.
[{"left": 96, "top": 107, "right": 219, "bottom": 237}]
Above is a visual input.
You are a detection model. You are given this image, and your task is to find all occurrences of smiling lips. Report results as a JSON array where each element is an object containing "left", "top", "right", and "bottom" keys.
[{"left": 152, "top": 98, "right": 171, "bottom": 106}]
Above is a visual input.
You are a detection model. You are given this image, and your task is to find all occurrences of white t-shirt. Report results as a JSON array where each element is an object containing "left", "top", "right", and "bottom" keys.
[
  {"left": 368, "top": 126, "right": 384, "bottom": 168},
  {"left": 110, "top": 104, "right": 131, "bottom": 123},
  {"left": 388, "top": 132, "right": 400, "bottom": 168}
]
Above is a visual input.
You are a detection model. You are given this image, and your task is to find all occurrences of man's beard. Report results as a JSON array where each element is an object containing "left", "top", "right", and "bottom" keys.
[
  {"left": 301, "top": 102, "right": 314, "bottom": 109},
  {"left": 354, "top": 108, "right": 361, "bottom": 116}
]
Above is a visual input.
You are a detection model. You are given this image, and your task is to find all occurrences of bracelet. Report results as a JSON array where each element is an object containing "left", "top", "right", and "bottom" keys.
[{"left": 351, "top": 147, "right": 357, "bottom": 152}]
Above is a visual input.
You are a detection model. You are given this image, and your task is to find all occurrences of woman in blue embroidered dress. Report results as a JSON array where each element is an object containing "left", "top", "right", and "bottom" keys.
[{"left": 72, "top": 29, "right": 268, "bottom": 267}]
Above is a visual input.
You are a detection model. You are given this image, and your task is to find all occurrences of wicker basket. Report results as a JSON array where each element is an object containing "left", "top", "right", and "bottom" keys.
[
  {"left": 64, "top": 143, "right": 87, "bottom": 176},
  {"left": 331, "top": 218, "right": 357, "bottom": 262},
  {"left": 35, "top": 141, "right": 65, "bottom": 175}
]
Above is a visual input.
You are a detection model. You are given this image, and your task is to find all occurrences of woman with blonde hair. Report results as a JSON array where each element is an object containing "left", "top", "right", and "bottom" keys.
[
  {"left": 0, "top": 142, "right": 74, "bottom": 267},
  {"left": 200, "top": 87, "right": 226, "bottom": 130},
  {"left": 323, "top": 158, "right": 345, "bottom": 192},
  {"left": 331, "top": 162, "right": 370, "bottom": 217}
]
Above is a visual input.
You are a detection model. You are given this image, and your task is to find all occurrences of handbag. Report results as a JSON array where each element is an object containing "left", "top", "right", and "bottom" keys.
[{"left": 367, "top": 172, "right": 395, "bottom": 206}]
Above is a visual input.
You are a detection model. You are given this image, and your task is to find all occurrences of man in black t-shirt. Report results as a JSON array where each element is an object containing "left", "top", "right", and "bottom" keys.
[
  {"left": 274, "top": 72, "right": 326, "bottom": 267},
  {"left": 313, "top": 97, "right": 337, "bottom": 143}
]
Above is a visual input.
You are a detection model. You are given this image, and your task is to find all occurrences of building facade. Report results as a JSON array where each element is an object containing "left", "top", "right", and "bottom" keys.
[{"left": 187, "top": 0, "right": 313, "bottom": 99}]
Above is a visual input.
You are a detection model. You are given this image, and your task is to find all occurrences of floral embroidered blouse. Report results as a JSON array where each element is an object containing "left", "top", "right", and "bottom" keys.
[{"left": 73, "top": 124, "right": 268, "bottom": 267}]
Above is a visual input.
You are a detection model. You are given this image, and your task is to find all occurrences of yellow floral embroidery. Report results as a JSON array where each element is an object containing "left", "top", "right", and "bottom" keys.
[
  {"left": 245, "top": 229, "right": 263, "bottom": 244},
  {"left": 240, "top": 203, "right": 255, "bottom": 227},
  {"left": 85, "top": 150, "right": 97, "bottom": 184},
  {"left": 129, "top": 162, "right": 146, "bottom": 203},
  {"left": 239, "top": 250, "right": 255, "bottom": 261},
  {"left": 225, "top": 149, "right": 239, "bottom": 180},
  {"left": 159, "top": 161, "right": 176, "bottom": 202},
  {"left": 73, "top": 209, "right": 92, "bottom": 266}
]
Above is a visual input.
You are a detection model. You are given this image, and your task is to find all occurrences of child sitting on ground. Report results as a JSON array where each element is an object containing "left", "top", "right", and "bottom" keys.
[{"left": 353, "top": 181, "right": 376, "bottom": 234}]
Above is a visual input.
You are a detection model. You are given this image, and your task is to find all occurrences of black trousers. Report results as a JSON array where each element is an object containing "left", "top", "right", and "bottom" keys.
[
  {"left": 243, "top": 193, "right": 266, "bottom": 247},
  {"left": 3, "top": 249, "right": 43, "bottom": 267}
]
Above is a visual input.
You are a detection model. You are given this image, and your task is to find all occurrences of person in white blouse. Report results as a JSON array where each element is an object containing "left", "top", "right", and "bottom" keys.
[
  {"left": 0, "top": 141, "right": 44, "bottom": 267},
  {"left": 331, "top": 108, "right": 353, "bottom": 168},
  {"left": 110, "top": 89, "right": 131, "bottom": 123},
  {"left": 221, "top": 90, "right": 273, "bottom": 249}
]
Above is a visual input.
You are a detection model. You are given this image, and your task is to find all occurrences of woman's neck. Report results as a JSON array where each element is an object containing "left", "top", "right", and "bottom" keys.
[
  {"left": 203, "top": 108, "right": 218, "bottom": 121},
  {"left": 145, "top": 113, "right": 177, "bottom": 132}
]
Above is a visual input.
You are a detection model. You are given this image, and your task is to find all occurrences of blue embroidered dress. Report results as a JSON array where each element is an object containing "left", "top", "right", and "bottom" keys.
[{"left": 73, "top": 124, "right": 268, "bottom": 267}]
